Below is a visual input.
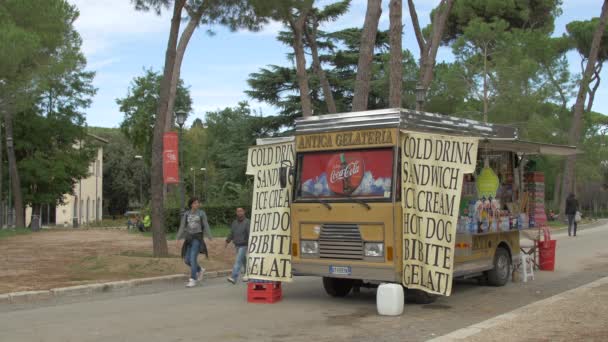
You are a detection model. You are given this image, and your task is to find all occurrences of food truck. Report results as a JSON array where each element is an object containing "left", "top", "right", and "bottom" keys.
[{"left": 247, "top": 108, "right": 578, "bottom": 303}]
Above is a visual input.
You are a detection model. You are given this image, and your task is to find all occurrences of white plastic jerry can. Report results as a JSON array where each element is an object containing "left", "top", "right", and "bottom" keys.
[{"left": 376, "top": 283, "right": 404, "bottom": 316}]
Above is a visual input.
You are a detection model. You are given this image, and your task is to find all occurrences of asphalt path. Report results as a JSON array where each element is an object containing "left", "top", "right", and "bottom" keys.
[{"left": 2, "top": 224, "right": 607, "bottom": 342}]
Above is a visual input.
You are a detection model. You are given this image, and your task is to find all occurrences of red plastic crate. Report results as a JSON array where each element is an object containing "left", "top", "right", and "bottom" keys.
[{"left": 247, "top": 282, "right": 282, "bottom": 304}]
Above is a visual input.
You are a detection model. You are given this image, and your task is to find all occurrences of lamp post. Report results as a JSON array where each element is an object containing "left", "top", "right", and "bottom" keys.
[
  {"left": 175, "top": 110, "right": 187, "bottom": 211},
  {"left": 190, "top": 167, "right": 206, "bottom": 199},
  {"left": 415, "top": 83, "right": 426, "bottom": 111},
  {"left": 134, "top": 155, "right": 144, "bottom": 206}
]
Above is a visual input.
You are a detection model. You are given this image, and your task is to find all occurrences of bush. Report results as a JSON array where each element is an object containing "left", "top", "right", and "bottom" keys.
[{"left": 164, "top": 205, "right": 252, "bottom": 233}]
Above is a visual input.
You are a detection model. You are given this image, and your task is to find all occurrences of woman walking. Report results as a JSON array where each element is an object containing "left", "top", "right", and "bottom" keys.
[
  {"left": 176, "top": 197, "right": 213, "bottom": 287},
  {"left": 565, "top": 193, "right": 579, "bottom": 237}
]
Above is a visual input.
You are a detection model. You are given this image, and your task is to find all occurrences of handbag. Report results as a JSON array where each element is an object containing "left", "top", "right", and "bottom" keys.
[{"left": 575, "top": 211, "right": 582, "bottom": 223}]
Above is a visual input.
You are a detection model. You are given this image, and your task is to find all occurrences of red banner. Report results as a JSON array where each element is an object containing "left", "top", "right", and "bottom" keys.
[{"left": 163, "top": 132, "right": 179, "bottom": 184}]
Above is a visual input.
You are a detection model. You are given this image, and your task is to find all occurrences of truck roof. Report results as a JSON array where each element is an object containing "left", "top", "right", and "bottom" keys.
[{"left": 294, "top": 108, "right": 517, "bottom": 139}]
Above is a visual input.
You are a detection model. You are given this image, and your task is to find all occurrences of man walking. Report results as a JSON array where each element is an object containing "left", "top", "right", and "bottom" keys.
[{"left": 226, "top": 208, "right": 249, "bottom": 284}]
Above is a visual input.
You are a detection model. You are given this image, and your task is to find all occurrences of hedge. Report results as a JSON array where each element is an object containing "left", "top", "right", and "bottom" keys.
[{"left": 164, "top": 205, "right": 252, "bottom": 233}]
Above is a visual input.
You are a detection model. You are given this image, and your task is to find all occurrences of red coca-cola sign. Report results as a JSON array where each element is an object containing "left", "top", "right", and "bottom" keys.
[{"left": 326, "top": 153, "right": 364, "bottom": 195}]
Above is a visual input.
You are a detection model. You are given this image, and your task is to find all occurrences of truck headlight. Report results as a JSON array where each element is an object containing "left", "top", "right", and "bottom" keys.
[
  {"left": 364, "top": 242, "right": 384, "bottom": 257},
  {"left": 301, "top": 240, "right": 319, "bottom": 254}
]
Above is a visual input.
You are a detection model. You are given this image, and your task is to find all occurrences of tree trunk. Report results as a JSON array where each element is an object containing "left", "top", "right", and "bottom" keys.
[
  {"left": 389, "top": 0, "right": 403, "bottom": 108},
  {"left": 0, "top": 107, "right": 3, "bottom": 228},
  {"left": 352, "top": 0, "right": 382, "bottom": 112},
  {"left": 164, "top": 7, "right": 205, "bottom": 132},
  {"left": 560, "top": 0, "right": 608, "bottom": 220},
  {"left": 553, "top": 172, "right": 561, "bottom": 209},
  {"left": 291, "top": 14, "right": 313, "bottom": 118},
  {"left": 585, "top": 64, "right": 602, "bottom": 113},
  {"left": 420, "top": 0, "right": 454, "bottom": 92},
  {"left": 150, "top": 0, "right": 186, "bottom": 257},
  {"left": 408, "top": 0, "right": 455, "bottom": 110},
  {"left": 3, "top": 109, "right": 24, "bottom": 228},
  {"left": 483, "top": 44, "right": 488, "bottom": 123},
  {"left": 305, "top": 23, "right": 337, "bottom": 114}
]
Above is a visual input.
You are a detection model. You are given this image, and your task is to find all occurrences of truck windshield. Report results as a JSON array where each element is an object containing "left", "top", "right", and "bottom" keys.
[{"left": 295, "top": 148, "right": 394, "bottom": 201}]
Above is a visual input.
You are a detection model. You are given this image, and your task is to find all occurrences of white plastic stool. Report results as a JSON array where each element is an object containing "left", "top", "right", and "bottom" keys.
[
  {"left": 520, "top": 252, "right": 535, "bottom": 283},
  {"left": 376, "top": 283, "right": 404, "bottom": 316}
]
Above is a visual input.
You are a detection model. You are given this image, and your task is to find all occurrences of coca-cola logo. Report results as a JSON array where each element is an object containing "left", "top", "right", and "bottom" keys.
[{"left": 326, "top": 153, "right": 364, "bottom": 195}]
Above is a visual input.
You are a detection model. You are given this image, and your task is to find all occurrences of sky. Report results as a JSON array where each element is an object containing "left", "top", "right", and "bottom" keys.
[{"left": 70, "top": 0, "right": 608, "bottom": 128}]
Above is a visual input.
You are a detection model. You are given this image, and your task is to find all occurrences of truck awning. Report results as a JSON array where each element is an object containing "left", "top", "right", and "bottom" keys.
[{"left": 480, "top": 139, "right": 581, "bottom": 156}]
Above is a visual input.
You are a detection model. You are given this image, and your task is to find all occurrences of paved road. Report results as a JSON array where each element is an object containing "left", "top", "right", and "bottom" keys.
[{"left": 2, "top": 225, "right": 607, "bottom": 342}]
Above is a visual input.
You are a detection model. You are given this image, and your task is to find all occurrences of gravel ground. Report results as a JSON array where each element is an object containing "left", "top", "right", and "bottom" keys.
[
  {"left": 0, "top": 229, "right": 234, "bottom": 293},
  {"left": 448, "top": 280, "right": 608, "bottom": 342}
]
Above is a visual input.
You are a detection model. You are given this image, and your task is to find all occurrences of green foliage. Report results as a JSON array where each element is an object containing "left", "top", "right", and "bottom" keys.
[
  {"left": 117, "top": 69, "right": 192, "bottom": 163},
  {"left": 566, "top": 18, "right": 608, "bottom": 62},
  {"left": 0, "top": 0, "right": 74, "bottom": 80},
  {"left": 247, "top": 28, "right": 419, "bottom": 119},
  {"left": 132, "top": 0, "right": 268, "bottom": 32},
  {"left": 7, "top": 1, "right": 98, "bottom": 209},
  {"left": 440, "top": 0, "right": 562, "bottom": 43},
  {"left": 204, "top": 102, "right": 285, "bottom": 189},
  {"left": 90, "top": 127, "right": 146, "bottom": 216}
]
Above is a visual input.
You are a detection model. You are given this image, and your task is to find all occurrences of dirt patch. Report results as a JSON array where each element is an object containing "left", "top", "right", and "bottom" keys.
[{"left": 0, "top": 229, "right": 235, "bottom": 294}]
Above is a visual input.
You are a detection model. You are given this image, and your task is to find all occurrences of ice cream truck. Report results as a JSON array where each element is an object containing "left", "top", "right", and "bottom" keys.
[{"left": 250, "top": 108, "right": 577, "bottom": 303}]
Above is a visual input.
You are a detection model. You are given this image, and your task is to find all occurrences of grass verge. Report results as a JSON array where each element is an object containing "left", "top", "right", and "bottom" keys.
[{"left": 0, "top": 228, "right": 31, "bottom": 240}]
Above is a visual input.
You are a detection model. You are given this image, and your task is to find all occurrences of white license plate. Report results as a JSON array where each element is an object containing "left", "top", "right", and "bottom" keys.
[{"left": 329, "top": 266, "right": 352, "bottom": 275}]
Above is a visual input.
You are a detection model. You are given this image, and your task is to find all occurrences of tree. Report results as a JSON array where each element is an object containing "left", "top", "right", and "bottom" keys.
[
  {"left": 303, "top": 1, "right": 350, "bottom": 113},
  {"left": 143, "top": 0, "right": 186, "bottom": 257},
  {"left": 566, "top": 18, "right": 608, "bottom": 112},
  {"left": 91, "top": 128, "right": 143, "bottom": 216},
  {"left": 560, "top": 0, "right": 608, "bottom": 219},
  {"left": 407, "top": 0, "right": 454, "bottom": 109},
  {"left": 452, "top": 19, "right": 509, "bottom": 122},
  {"left": 133, "top": 0, "right": 267, "bottom": 256},
  {"left": 352, "top": 0, "right": 382, "bottom": 111},
  {"left": 389, "top": 0, "right": 402, "bottom": 107},
  {"left": 0, "top": 0, "right": 75, "bottom": 228},
  {"left": 117, "top": 69, "right": 192, "bottom": 164},
  {"left": 204, "top": 102, "right": 285, "bottom": 203},
  {"left": 247, "top": 28, "right": 419, "bottom": 120},
  {"left": 441, "top": 0, "right": 561, "bottom": 43},
  {"left": 17, "top": 9, "right": 98, "bottom": 227},
  {"left": 252, "top": 0, "right": 315, "bottom": 117}
]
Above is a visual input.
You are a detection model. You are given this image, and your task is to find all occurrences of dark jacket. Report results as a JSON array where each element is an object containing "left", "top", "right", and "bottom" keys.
[
  {"left": 226, "top": 218, "right": 250, "bottom": 247},
  {"left": 565, "top": 197, "right": 579, "bottom": 215}
]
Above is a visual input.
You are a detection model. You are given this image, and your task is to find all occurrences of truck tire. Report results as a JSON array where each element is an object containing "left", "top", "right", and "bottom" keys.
[
  {"left": 405, "top": 288, "right": 437, "bottom": 304},
  {"left": 486, "top": 247, "right": 511, "bottom": 286},
  {"left": 322, "top": 277, "right": 353, "bottom": 297}
]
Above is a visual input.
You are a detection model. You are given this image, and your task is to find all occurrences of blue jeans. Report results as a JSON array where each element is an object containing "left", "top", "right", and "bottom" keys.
[
  {"left": 231, "top": 246, "right": 247, "bottom": 281},
  {"left": 185, "top": 239, "right": 202, "bottom": 280}
]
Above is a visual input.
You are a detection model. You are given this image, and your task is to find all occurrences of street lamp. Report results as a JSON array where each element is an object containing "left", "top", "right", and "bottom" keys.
[
  {"left": 415, "top": 83, "right": 426, "bottom": 111},
  {"left": 134, "top": 155, "right": 144, "bottom": 206},
  {"left": 175, "top": 110, "right": 187, "bottom": 211}
]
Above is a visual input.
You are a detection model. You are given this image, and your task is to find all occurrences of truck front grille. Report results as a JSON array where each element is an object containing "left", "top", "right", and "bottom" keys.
[{"left": 319, "top": 224, "right": 363, "bottom": 260}]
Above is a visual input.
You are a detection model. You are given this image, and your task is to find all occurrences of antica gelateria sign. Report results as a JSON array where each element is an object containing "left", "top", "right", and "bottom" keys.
[
  {"left": 297, "top": 128, "right": 397, "bottom": 151},
  {"left": 246, "top": 141, "right": 296, "bottom": 282},
  {"left": 401, "top": 132, "right": 478, "bottom": 296}
]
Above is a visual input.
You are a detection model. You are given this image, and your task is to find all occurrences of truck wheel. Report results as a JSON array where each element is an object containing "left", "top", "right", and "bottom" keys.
[
  {"left": 405, "top": 288, "right": 437, "bottom": 304},
  {"left": 322, "top": 277, "right": 353, "bottom": 297},
  {"left": 486, "top": 247, "right": 511, "bottom": 286}
]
